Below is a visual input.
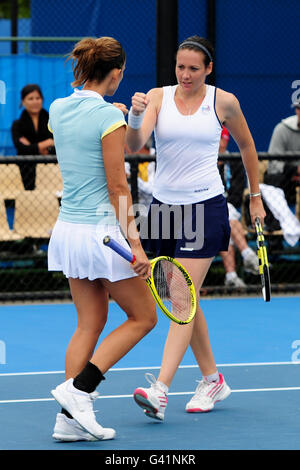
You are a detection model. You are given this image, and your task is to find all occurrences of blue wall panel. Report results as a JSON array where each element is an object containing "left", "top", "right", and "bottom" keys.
[
  {"left": 178, "top": 0, "right": 207, "bottom": 42},
  {"left": 30, "top": 0, "right": 157, "bottom": 101},
  {"left": 215, "top": 0, "right": 300, "bottom": 151},
  {"left": 0, "top": 1, "right": 300, "bottom": 154},
  {"left": 0, "top": 56, "right": 74, "bottom": 153},
  {"left": 0, "top": 19, "right": 31, "bottom": 54}
]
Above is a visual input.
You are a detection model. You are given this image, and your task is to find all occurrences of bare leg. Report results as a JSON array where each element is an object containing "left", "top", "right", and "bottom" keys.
[
  {"left": 190, "top": 303, "right": 217, "bottom": 376},
  {"left": 230, "top": 219, "right": 248, "bottom": 252},
  {"left": 67, "top": 276, "right": 156, "bottom": 378},
  {"left": 220, "top": 217, "right": 250, "bottom": 274},
  {"left": 157, "top": 257, "right": 213, "bottom": 387},
  {"left": 65, "top": 278, "right": 109, "bottom": 379},
  {"left": 90, "top": 276, "right": 156, "bottom": 374},
  {"left": 220, "top": 244, "right": 236, "bottom": 273}
]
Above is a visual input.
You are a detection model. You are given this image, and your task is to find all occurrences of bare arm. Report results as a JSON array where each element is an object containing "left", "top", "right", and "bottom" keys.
[
  {"left": 126, "top": 88, "right": 162, "bottom": 152},
  {"left": 102, "top": 125, "right": 151, "bottom": 278},
  {"left": 217, "top": 90, "right": 266, "bottom": 226},
  {"left": 38, "top": 138, "right": 55, "bottom": 155}
]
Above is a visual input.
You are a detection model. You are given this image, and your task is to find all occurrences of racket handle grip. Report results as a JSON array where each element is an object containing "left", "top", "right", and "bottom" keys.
[{"left": 103, "top": 236, "right": 135, "bottom": 264}]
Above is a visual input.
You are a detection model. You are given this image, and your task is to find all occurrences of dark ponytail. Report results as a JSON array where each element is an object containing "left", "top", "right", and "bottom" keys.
[{"left": 68, "top": 36, "right": 126, "bottom": 87}]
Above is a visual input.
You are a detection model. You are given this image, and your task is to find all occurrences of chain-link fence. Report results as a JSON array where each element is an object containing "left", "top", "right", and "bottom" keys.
[
  {"left": 0, "top": 154, "right": 299, "bottom": 300},
  {"left": 212, "top": 153, "right": 300, "bottom": 297},
  {"left": 0, "top": 0, "right": 157, "bottom": 155},
  {"left": 0, "top": 157, "right": 67, "bottom": 300},
  {"left": 0, "top": 0, "right": 300, "bottom": 300}
]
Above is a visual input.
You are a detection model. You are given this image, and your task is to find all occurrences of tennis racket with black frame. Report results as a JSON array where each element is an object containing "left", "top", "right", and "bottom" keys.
[
  {"left": 255, "top": 217, "right": 271, "bottom": 302},
  {"left": 103, "top": 236, "right": 197, "bottom": 324}
]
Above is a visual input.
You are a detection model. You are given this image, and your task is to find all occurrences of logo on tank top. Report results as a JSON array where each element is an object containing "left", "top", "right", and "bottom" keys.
[
  {"left": 194, "top": 187, "right": 209, "bottom": 192},
  {"left": 201, "top": 105, "right": 210, "bottom": 115}
]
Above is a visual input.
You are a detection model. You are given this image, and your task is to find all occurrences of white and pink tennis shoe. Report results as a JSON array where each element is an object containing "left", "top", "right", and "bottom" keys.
[
  {"left": 185, "top": 373, "right": 231, "bottom": 413},
  {"left": 133, "top": 373, "right": 168, "bottom": 421}
]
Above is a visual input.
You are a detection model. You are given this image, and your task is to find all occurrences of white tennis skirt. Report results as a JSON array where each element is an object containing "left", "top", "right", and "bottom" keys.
[{"left": 48, "top": 219, "right": 137, "bottom": 282}]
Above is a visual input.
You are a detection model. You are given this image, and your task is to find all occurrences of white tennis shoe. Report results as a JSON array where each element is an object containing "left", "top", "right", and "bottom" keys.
[
  {"left": 185, "top": 373, "right": 231, "bottom": 413},
  {"left": 53, "top": 413, "right": 99, "bottom": 442},
  {"left": 243, "top": 250, "right": 259, "bottom": 275},
  {"left": 225, "top": 273, "right": 246, "bottom": 288},
  {"left": 133, "top": 373, "right": 168, "bottom": 421},
  {"left": 51, "top": 378, "right": 116, "bottom": 440}
]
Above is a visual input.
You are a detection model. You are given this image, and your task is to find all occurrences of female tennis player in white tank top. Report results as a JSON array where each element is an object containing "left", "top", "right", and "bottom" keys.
[{"left": 126, "top": 36, "right": 265, "bottom": 420}]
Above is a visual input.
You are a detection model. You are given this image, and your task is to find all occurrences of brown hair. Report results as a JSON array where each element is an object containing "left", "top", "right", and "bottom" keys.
[
  {"left": 178, "top": 36, "right": 214, "bottom": 67},
  {"left": 68, "top": 37, "right": 126, "bottom": 87},
  {"left": 21, "top": 84, "right": 43, "bottom": 101}
]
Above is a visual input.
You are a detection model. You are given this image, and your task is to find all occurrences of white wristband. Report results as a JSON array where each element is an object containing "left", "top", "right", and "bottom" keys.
[{"left": 128, "top": 107, "right": 145, "bottom": 129}]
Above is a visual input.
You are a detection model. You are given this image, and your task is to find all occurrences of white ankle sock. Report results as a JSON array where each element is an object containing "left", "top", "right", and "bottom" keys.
[
  {"left": 204, "top": 371, "right": 219, "bottom": 383},
  {"left": 157, "top": 381, "right": 169, "bottom": 394},
  {"left": 226, "top": 271, "right": 237, "bottom": 281},
  {"left": 241, "top": 247, "right": 253, "bottom": 259}
]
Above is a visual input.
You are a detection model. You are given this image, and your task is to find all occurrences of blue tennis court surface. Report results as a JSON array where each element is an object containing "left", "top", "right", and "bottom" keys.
[{"left": 0, "top": 296, "right": 300, "bottom": 450}]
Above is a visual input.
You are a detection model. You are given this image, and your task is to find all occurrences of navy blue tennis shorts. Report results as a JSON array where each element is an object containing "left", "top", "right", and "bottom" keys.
[{"left": 140, "top": 194, "right": 231, "bottom": 258}]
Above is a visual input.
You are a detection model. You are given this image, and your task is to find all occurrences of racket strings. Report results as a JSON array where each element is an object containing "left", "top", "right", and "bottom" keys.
[{"left": 152, "top": 260, "right": 193, "bottom": 322}]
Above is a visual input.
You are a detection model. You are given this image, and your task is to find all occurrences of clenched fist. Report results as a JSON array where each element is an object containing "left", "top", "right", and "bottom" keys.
[{"left": 131, "top": 92, "right": 149, "bottom": 116}]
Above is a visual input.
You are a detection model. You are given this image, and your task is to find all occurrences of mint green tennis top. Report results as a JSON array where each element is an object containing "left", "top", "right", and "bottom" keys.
[{"left": 49, "top": 89, "right": 126, "bottom": 224}]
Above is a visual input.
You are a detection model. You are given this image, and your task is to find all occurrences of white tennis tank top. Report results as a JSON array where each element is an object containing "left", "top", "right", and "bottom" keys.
[{"left": 153, "top": 84, "right": 224, "bottom": 204}]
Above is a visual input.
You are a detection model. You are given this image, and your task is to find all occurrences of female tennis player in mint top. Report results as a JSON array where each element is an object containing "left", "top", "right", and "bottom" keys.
[
  {"left": 126, "top": 36, "right": 266, "bottom": 421},
  {"left": 48, "top": 37, "right": 157, "bottom": 441}
]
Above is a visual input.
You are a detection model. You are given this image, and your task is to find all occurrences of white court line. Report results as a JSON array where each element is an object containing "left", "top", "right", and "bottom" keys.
[
  {"left": 1, "top": 387, "right": 300, "bottom": 404},
  {"left": 0, "top": 361, "right": 300, "bottom": 377}
]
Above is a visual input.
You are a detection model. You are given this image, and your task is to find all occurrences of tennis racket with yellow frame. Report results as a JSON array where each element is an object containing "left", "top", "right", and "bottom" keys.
[
  {"left": 103, "top": 236, "right": 197, "bottom": 324},
  {"left": 255, "top": 217, "right": 271, "bottom": 302}
]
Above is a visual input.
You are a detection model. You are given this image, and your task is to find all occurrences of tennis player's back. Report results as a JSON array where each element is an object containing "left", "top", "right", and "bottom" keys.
[{"left": 49, "top": 94, "right": 124, "bottom": 224}]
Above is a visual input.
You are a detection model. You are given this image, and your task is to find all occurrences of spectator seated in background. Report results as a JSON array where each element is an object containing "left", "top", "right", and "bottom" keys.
[
  {"left": 218, "top": 126, "right": 259, "bottom": 288},
  {"left": 11, "top": 84, "right": 55, "bottom": 190},
  {"left": 264, "top": 98, "right": 300, "bottom": 206},
  {"left": 242, "top": 99, "right": 300, "bottom": 246},
  {"left": 243, "top": 183, "right": 300, "bottom": 247},
  {"left": 221, "top": 203, "right": 259, "bottom": 288},
  {"left": 221, "top": 120, "right": 300, "bottom": 280},
  {"left": 219, "top": 126, "right": 246, "bottom": 209},
  {"left": 125, "top": 136, "right": 156, "bottom": 215}
]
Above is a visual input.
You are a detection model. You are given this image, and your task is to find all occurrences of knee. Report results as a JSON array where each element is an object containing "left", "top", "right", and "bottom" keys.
[
  {"left": 144, "top": 309, "right": 158, "bottom": 333},
  {"left": 138, "top": 304, "right": 157, "bottom": 334},
  {"left": 77, "top": 313, "right": 108, "bottom": 337}
]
